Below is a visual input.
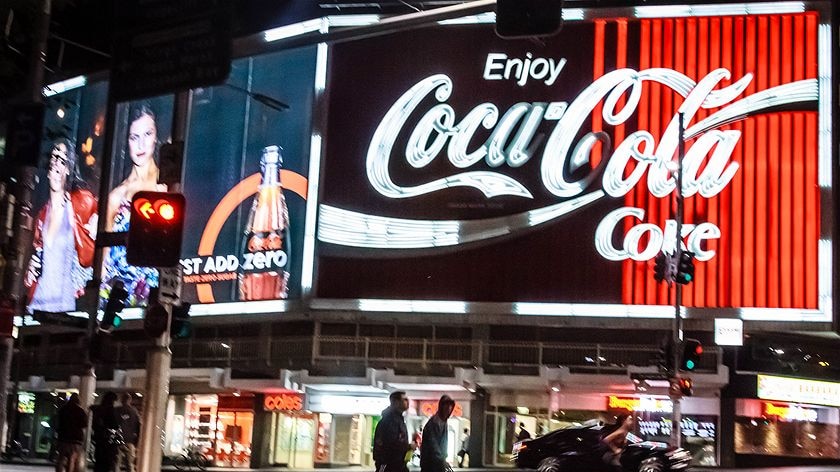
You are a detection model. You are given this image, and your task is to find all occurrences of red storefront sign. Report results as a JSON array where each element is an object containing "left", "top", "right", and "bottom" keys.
[
  {"left": 418, "top": 400, "right": 463, "bottom": 417},
  {"left": 263, "top": 393, "right": 304, "bottom": 412}
]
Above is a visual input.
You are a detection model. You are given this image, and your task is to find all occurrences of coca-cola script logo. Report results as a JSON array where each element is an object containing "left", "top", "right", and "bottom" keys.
[{"left": 318, "top": 57, "right": 818, "bottom": 263}]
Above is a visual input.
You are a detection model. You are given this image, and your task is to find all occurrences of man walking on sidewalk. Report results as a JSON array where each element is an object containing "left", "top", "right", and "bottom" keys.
[
  {"left": 54, "top": 394, "right": 88, "bottom": 472},
  {"left": 421, "top": 395, "right": 456, "bottom": 472},
  {"left": 374, "top": 391, "right": 413, "bottom": 472}
]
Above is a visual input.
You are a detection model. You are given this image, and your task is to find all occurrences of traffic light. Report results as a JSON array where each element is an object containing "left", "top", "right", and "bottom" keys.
[
  {"left": 127, "top": 191, "right": 186, "bottom": 267},
  {"left": 100, "top": 281, "right": 128, "bottom": 332},
  {"left": 496, "top": 0, "right": 563, "bottom": 39},
  {"left": 657, "top": 337, "right": 675, "bottom": 373},
  {"left": 144, "top": 301, "right": 169, "bottom": 338},
  {"left": 678, "top": 377, "right": 693, "bottom": 396},
  {"left": 653, "top": 252, "right": 675, "bottom": 283},
  {"left": 675, "top": 250, "right": 695, "bottom": 285},
  {"left": 171, "top": 302, "right": 192, "bottom": 339},
  {"left": 680, "top": 338, "right": 703, "bottom": 371},
  {"left": 89, "top": 331, "right": 106, "bottom": 363}
]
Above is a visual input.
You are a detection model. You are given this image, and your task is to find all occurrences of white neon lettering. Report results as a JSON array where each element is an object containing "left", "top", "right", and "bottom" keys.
[
  {"left": 483, "top": 53, "right": 507, "bottom": 81},
  {"left": 594, "top": 207, "right": 721, "bottom": 262},
  {"left": 354, "top": 66, "right": 819, "bottom": 262},
  {"left": 482, "top": 52, "right": 566, "bottom": 86}
]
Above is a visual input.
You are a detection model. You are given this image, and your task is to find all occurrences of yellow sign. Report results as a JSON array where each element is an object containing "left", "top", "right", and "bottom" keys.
[
  {"left": 757, "top": 374, "right": 840, "bottom": 407},
  {"left": 607, "top": 395, "right": 672, "bottom": 412}
]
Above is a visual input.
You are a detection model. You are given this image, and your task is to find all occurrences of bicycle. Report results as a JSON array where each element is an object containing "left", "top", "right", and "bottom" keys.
[
  {"left": 0, "top": 440, "right": 31, "bottom": 463},
  {"left": 174, "top": 445, "right": 211, "bottom": 471}
]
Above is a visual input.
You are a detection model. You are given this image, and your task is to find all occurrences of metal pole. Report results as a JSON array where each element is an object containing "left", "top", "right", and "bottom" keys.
[
  {"left": 670, "top": 112, "right": 686, "bottom": 447},
  {"left": 136, "top": 89, "right": 191, "bottom": 472},
  {"left": 0, "top": 0, "right": 50, "bottom": 449}
]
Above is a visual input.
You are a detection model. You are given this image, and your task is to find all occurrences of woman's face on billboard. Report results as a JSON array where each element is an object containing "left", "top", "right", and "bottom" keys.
[
  {"left": 128, "top": 113, "right": 157, "bottom": 167},
  {"left": 48, "top": 143, "right": 69, "bottom": 192}
]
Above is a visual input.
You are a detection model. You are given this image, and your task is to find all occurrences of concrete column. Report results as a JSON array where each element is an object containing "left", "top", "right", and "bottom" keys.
[
  {"left": 250, "top": 394, "right": 272, "bottom": 468},
  {"left": 469, "top": 387, "right": 487, "bottom": 467}
]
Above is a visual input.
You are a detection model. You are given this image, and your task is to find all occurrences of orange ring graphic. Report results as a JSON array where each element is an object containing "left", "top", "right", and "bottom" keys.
[{"left": 195, "top": 170, "right": 308, "bottom": 303}]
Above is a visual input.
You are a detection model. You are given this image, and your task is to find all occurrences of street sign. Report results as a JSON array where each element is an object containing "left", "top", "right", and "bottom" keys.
[
  {"left": 158, "top": 267, "right": 183, "bottom": 306},
  {"left": 32, "top": 310, "right": 88, "bottom": 330},
  {"left": 111, "top": 0, "right": 231, "bottom": 101},
  {"left": 714, "top": 318, "right": 743, "bottom": 346},
  {"left": 5, "top": 103, "right": 45, "bottom": 168}
]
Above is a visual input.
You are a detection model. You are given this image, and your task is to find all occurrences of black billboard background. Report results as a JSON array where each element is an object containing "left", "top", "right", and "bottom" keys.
[{"left": 316, "top": 23, "right": 641, "bottom": 303}]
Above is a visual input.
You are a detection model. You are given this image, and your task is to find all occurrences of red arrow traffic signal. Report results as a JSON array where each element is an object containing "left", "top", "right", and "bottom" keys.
[{"left": 127, "top": 191, "right": 185, "bottom": 267}]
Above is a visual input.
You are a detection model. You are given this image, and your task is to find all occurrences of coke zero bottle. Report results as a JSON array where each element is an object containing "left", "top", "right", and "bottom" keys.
[{"left": 239, "top": 145, "right": 290, "bottom": 300}]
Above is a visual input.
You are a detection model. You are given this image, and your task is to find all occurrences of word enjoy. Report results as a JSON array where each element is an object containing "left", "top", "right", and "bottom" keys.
[{"left": 483, "top": 52, "right": 566, "bottom": 86}]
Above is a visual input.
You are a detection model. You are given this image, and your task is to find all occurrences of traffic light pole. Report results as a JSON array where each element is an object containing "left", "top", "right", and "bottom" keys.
[
  {"left": 136, "top": 90, "right": 191, "bottom": 472},
  {"left": 670, "top": 112, "right": 686, "bottom": 447}
]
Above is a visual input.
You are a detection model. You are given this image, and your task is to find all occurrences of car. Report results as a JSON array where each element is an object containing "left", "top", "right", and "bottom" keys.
[{"left": 513, "top": 422, "right": 691, "bottom": 472}]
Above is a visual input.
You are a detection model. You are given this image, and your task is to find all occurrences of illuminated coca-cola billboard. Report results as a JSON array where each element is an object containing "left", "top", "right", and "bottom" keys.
[{"left": 315, "top": 4, "right": 833, "bottom": 320}]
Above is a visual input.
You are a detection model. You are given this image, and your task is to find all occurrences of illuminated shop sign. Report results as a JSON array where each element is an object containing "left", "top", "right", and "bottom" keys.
[
  {"left": 638, "top": 417, "right": 716, "bottom": 439},
  {"left": 317, "top": 5, "right": 831, "bottom": 319},
  {"left": 263, "top": 393, "right": 305, "bottom": 412},
  {"left": 757, "top": 375, "right": 840, "bottom": 407},
  {"left": 608, "top": 395, "right": 672, "bottom": 413},
  {"left": 417, "top": 400, "right": 463, "bottom": 417},
  {"left": 307, "top": 395, "right": 390, "bottom": 416},
  {"left": 17, "top": 392, "right": 35, "bottom": 414},
  {"left": 762, "top": 401, "right": 818, "bottom": 422}
]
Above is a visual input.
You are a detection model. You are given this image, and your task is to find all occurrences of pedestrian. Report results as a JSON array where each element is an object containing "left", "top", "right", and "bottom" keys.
[
  {"left": 420, "top": 395, "right": 455, "bottom": 472},
  {"left": 516, "top": 422, "right": 531, "bottom": 442},
  {"left": 115, "top": 393, "right": 141, "bottom": 472},
  {"left": 54, "top": 393, "right": 88, "bottom": 472},
  {"left": 373, "top": 391, "right": 413, "bottom": 472},
  {"left": 456, "top": 428, "right": 469, "bottom": 467},
  {"left": 91, "top": 391, "right": 121, "bottom": 472}
]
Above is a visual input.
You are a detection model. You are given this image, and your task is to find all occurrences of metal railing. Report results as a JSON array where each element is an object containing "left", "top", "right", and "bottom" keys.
[
  {"left": 314, "top": 336, "right": 720, "bottom": 373},
  {"left": 17, "top": 335, "right": 720, "bottom": 374}
]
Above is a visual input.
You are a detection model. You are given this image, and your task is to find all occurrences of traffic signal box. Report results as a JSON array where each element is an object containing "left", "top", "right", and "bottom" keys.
[
  {"left": 101, "top": 281, "right": 129, "bottom": 332},
  {"left": 127, "top": 191, "right": 185, "bottom": 268},
  {"left": 669, "top": 377, "right": 694, "bottom": 397},
  {"left": 495, "top": 0, "right": 564, "bottom": 38},
  {"left": 171, "top": 302, "right": 192, "bottom": 339},
  {"left": 675, "top": 251, "right": 696, "bottom": 285},
  {"left": 680, "top": 338, "right": 703, "bottom": 371},
  {"left": 653, "top": 253, "right": 669, "bottom": 283}
]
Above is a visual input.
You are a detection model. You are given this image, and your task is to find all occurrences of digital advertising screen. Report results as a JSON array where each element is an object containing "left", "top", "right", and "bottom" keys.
[
  {"left": 101, "top": 95, "right": 175, "bottom": 308},
  {"left": 315, "top": 3, "right": 833, "bottom": 321},
  {"left": 25, "top": 80, "right": 108, "bottom": 315},
  {"left": 178, "top": 46, "right": 318, "bottom": 306}
]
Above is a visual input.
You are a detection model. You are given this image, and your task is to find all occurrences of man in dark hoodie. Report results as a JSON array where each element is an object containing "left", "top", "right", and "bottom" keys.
[
  {"left": 54, "top": 393, "right": 88, "bottom": 472},
  {"left": 421, "top": 395, "right": 455, "bottom": 472},
  {"left": 115, "top": 393, "right": 141, "bottom": 472},
  {"left": 373, "top": 391, "right": 412, "bottom": 472}
]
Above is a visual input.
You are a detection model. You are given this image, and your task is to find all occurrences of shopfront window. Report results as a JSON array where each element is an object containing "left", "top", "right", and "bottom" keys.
[
  {"left": 270, "top": 411, "right": 316, "bottom": 468},
  {"left": 164, "top": 394, "right": 255, "bottom": 468},
  {"left": 487, "top": 407, "right": 550, "bottom": 466},
  {"left": 735, "top": 399, "right": 840, "bottom": 459}
]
